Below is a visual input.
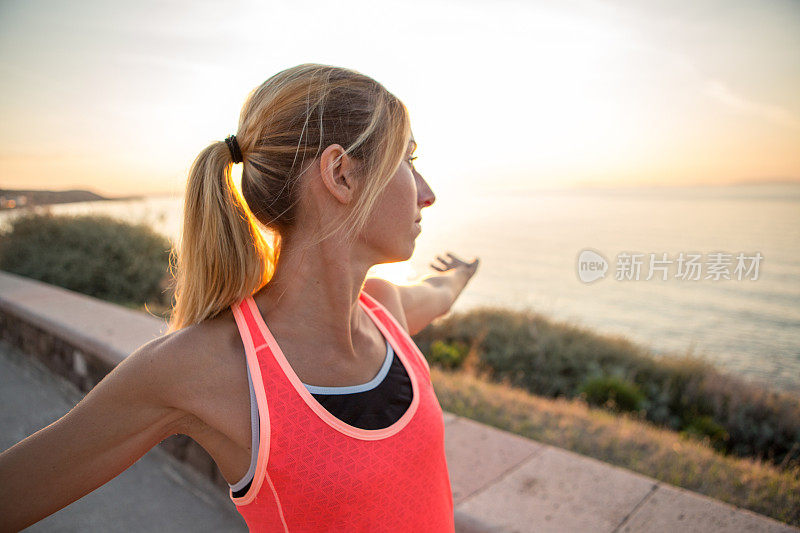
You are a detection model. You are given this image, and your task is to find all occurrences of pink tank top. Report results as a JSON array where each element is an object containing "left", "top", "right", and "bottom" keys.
[{"left": 229, "top": 290, "right": 455, "bottom": 532}]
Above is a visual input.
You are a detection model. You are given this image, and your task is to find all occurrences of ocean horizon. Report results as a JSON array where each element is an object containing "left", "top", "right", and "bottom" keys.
[{"left": 2, "top": 182, "right": 798, "bottom": 395}]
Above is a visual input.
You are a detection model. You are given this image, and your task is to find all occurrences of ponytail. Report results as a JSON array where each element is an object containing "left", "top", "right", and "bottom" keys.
[{"left": 165, "top": 140, "right": 278, "bottom": 333}]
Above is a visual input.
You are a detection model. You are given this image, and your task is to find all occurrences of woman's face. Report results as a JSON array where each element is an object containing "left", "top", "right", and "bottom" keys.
[{"left": 363, "top": 134, "right": 435, "bottom": 263}]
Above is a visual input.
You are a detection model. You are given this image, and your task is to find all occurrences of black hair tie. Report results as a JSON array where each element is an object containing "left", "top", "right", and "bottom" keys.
[{"left": 225, "top": 135, "right": 243, "bottom": 164}]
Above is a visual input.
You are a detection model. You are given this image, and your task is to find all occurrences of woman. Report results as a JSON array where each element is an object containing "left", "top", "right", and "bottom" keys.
[{"left": 0, "top": 63, "right": 479, "bottom": 532}]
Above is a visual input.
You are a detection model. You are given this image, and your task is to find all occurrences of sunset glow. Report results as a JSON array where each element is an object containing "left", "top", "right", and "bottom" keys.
[{"left": 1, "top": 0, "right": 798, "bottom": 197}]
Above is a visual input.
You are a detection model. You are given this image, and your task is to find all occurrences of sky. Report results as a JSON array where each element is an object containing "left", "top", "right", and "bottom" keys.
[{"left": 1, "top": 0, "right": 798, "bottom": 198}]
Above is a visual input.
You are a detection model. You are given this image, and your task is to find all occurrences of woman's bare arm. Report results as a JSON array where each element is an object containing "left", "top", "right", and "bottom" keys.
[
  {"left": 365, "top": 252, "right": 480, "bottom": 336},
  {"left": 0, "top": 335, "right": 193, "bottom": 532}
]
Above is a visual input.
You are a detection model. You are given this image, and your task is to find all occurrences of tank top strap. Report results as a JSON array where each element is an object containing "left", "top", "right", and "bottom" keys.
[
  {"left": 358, "top": 289, "right": 432, "bottom": 376},
  {"left": 232, "top": 294, "right": 268, "bottom": 348},
  {"left": 229, "top": 295, "right": 273, "bottom": 507}
]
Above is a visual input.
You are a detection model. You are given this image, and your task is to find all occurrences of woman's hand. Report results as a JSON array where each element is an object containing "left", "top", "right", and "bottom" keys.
[
  {"left": 430, "top": 251, "right": 480, "bottom": 281},
  {"left": 426, "top": 251, "right": 480, "bottom": 306}
]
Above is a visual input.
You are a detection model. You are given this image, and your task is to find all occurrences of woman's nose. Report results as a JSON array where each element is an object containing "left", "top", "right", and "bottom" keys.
[{"left": 417, "top": 175, "right": 435, "bottom": 208}]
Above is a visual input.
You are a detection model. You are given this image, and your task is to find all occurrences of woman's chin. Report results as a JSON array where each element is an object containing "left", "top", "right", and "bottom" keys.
[
  {"left": 402, "top": 240, "right": 416, "bottom": 261},
  {"left": 405, "top": 243, "right": 415, "bottom": 260}
]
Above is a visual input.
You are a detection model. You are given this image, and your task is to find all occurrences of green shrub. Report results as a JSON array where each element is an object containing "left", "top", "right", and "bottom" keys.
[
  {"left": 429, "top": 339, "right": 469, "bottom": 369},
  {"left": 0, "top": 212, "right": 172, "bottom": 307},
  {"left": 681, "top": 414, "right": 730, "bottom": 451},
  {"left": 578, "top": 375, "right": 645, "bottom": 413}
]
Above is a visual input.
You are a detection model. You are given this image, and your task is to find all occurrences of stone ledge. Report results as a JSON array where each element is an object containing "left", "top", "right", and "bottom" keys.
[
  {"left": 0, "top": 271, "right": 168, "bottom": 366},
  {"left": 619, "top": 481, "right": 797, "bottom": 533}
]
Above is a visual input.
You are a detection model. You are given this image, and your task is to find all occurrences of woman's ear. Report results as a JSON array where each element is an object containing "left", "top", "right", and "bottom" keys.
[{"left": 319, "top": 144, "right": 356, "bottom": 204}]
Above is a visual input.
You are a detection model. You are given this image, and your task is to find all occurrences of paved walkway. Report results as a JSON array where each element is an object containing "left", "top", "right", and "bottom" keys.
[{"left": 1, "top": 270, "right": 797, "bottom": 532}]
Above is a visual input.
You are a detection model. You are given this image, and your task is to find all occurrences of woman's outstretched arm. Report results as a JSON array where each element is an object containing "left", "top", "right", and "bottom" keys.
[
  {"left": 0, "top": 335, "right": 192, "bottom": 532},
  {"left": 365, "top": 252, "right": 480, "bottom": 336}
]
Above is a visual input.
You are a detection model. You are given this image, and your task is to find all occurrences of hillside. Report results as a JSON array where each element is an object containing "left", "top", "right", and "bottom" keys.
[{"left": 0, "top": 189, "right": 143, "bottom": 210}]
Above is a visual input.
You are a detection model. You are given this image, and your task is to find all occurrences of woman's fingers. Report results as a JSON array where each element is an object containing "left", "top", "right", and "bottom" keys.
[
  {"left": 430, "top": 255, "right": 452, "bottom": 272},
  {"left": 430, "top": 252, "right": 480, "bottom": 274}
]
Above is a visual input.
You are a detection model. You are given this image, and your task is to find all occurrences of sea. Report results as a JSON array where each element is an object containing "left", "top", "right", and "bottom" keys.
[{"left": 2, "top": 182, "right": 798, "bottom": 395}]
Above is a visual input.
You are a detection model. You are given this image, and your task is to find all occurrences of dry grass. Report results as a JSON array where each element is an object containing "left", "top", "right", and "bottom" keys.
[{"left": 431, "top": 365, "right": 800, "bottom": 527}]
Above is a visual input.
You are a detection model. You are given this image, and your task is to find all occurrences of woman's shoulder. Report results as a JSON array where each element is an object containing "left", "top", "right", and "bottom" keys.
[
  {"left": 142, "top": 311, "right": 249, "bottom": 430},
  {"left": 362, "top": 277, "right": 410, "bottom": 334},
  {"left": 153, "top": 309, "right": 242, "bottom": 370}
]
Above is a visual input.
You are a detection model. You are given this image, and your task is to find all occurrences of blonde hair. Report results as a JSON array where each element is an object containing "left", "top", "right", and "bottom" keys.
[{"left": 165, "top": 63, "right": 411, "bottom": 333}]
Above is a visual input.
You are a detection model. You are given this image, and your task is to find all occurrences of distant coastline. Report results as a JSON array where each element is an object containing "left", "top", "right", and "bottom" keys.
[{"left": 0, "top": 189, "right": 144, "bottom": 210}]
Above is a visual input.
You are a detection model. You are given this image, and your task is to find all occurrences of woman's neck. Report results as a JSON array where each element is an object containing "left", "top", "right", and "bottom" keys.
[{"left": 254, "top": 238, "right": 378, "bottom": 362}]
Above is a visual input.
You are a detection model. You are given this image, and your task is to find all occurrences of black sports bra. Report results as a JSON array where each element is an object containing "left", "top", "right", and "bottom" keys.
[{"left": 230, "top": 337, "right": 412, "bottom": 497}]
